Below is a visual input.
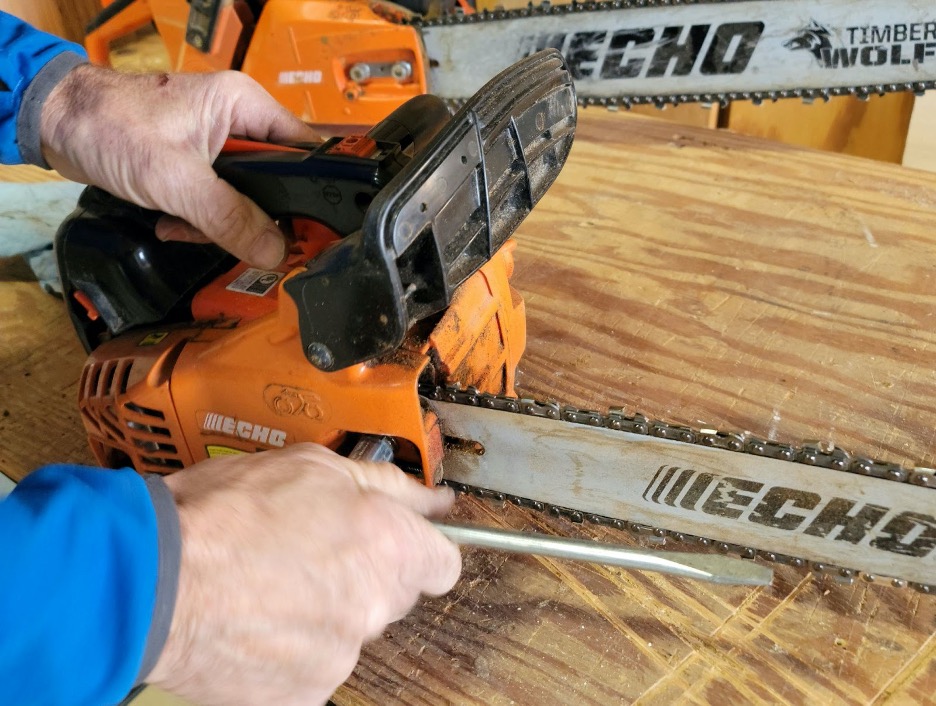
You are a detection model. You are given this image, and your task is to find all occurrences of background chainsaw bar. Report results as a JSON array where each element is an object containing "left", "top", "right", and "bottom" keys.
[
  {"left": 422, "top": 385, "right": 936, "bottom": 594},
  {"left": 410, "top": 0, "right": 936, "bottom": 107}
]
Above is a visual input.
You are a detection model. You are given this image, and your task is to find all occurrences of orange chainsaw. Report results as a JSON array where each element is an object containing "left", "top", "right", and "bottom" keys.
[
  {"left": 57, "top": 49, "right": 572, "bottom": 485},
  {"left": 83, "top": 0, "right": 936, "bottom": 133},
  {"left": 56, "top": 49, "right": 936, "bottom": 592}
]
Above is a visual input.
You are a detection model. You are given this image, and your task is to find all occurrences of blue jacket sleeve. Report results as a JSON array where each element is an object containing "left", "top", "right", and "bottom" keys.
[
  {"left": 0, "top": 11, "right": 88, "bottom": 165},
  {"left": 0, "top": 465, "right": 181, "bottom": 706}
]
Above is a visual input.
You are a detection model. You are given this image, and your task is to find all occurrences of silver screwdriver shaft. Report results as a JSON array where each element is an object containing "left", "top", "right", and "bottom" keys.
[
  {"left": 433, "top": 522, "right": 773, "bottom": 586},
  {"left": 350, "top": 435, "right": 773, "bottom": 586}
]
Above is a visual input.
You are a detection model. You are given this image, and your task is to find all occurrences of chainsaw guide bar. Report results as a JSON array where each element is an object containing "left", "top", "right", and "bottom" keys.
[
  {"left": 422, "top": 385, "right": 936, "bottom": 594},
  {"left": 409, "top": 0, "right": 936, "bottom": 108}
]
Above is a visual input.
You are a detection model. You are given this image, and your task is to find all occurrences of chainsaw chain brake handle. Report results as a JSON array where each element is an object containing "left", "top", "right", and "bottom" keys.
[
  {"left": 284, "top": 48, "right": 576, "bottom": 371},
  {"left": 216, "top": 48, "right": 575, "bottom": 371},
  {"left": 55, "top": 50, "right": 575, "bottom": 367}
]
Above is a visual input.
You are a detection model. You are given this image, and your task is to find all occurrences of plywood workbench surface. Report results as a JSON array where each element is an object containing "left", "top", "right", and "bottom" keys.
[{"left": 0, "top": 111, "right": 934, "bottom": 705}]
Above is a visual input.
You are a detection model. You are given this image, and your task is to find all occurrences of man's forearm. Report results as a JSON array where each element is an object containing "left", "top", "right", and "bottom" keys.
[{"left": 0, "top": 465, "right": 179, "bottom": 706}]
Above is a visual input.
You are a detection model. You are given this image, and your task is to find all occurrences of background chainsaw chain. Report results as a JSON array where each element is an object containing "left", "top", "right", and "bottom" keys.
[{"left": 404, "top": 0, "right": 936, "bottom": 108}]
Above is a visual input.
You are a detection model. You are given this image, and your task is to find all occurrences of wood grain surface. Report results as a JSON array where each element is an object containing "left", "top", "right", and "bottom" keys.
[
  {"left": 337, "top": 112, "right": 936, "bottom": 705},
  {"left": 1, "top": 111, "right": 934, "bottom": 705}
]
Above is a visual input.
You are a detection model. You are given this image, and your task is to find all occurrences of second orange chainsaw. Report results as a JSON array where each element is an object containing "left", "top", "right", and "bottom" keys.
[{"left": 85, "top": 0, "right": 936, "bottom": 132}]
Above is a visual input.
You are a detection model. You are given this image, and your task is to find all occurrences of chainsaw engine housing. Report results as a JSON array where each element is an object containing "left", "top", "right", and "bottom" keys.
[{"left": 57, "top": 50, "right": 575, "bottom": 483}]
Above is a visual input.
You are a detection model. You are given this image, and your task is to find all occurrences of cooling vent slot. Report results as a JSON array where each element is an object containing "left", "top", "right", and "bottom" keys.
[
  {"left": 78, "top": 357, "right": 185, "bottom": 473},
  {"left": 83, "top": 358, "right": 134, "bottom": 399},
  {"left": 122, "top": 401, "right": 183, "bottom": 471},
  {"left": 79, "top": 360, "right": 133, "bottom": 444}
]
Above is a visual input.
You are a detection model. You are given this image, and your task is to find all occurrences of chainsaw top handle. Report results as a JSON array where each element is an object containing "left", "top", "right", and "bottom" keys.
[
  {"left": 54, "top": 92, "right": 454, "bottom": 353},
  {"left": 212, "top": 92, "right": 452, "bottom": 239}
]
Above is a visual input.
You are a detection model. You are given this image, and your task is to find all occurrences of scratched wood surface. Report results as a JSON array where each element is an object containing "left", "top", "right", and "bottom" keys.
[
  {"left": 337, "top": 112, "right": 936, "bottom": 704},
  {"left": 1, "top": 112, "right": 935, "bottom": 705}
]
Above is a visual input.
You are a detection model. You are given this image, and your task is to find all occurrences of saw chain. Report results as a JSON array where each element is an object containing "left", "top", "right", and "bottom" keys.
[
  {"left": 404, "top": 0, "right": 936, "bottom": 108},
  {"left": 420, "top": 383, "right": 936, "bottom": 594}
]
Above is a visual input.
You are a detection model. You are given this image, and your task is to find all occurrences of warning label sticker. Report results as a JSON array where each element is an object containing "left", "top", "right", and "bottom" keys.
[
  {"left": 226, "top": 268, "right": 283, "bottom": 297},
  {"left": 206, "top": 445, "right": 248, "bottom": 458},
  {"left": 138, "top": 331, "right": 169, "bottom": 347}
]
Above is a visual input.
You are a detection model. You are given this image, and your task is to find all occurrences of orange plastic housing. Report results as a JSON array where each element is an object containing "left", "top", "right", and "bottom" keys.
[
  {"left": 77, "top": 242, "right": 525, "bottom": 485},
  {"left": 190, "top": 217, "right": 340, "bottom": 323},
  {"left": 87, "top": 0, "right": 253, "bottom": 73},
  {"left": 86, "top": 0, "right": 428, "bottom": 131}
]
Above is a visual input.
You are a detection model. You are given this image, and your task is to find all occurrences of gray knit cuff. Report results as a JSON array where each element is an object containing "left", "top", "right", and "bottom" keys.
[
  {"left": 135, "top": 474, "right": 182, "bottom": 684},
  {"left": 16, "top": 51, "right": 87, "bottom": 169}
]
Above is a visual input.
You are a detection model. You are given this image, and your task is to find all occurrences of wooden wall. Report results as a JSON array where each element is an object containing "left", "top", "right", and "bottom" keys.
[
  {"left": 0, "top": 0, "right": 103, "bottom": 43},
  {"left": 721, "top": 93, "right": 916, "bottom": 164}
]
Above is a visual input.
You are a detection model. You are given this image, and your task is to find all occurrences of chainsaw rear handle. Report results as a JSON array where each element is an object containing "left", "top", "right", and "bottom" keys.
[
  {"left": 286, "top": 48, "right": 577, "bottom": 371},
  {"left": 211, "top": 93, "right": 452, "bottom": 238},
  {"left": 55, "top": 93, "right": 453, "bottom": 352},
  {"left": 55, "top": 187, "right": 236, "bottom": 353}
]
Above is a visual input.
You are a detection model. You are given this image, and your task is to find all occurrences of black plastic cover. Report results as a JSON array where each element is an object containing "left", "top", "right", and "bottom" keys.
[
  {"left": 284, "top": 49, "right": 577, "bottom": 371},
  {"left": 55, "top": 187, "right": 235, "bottom": 352}
]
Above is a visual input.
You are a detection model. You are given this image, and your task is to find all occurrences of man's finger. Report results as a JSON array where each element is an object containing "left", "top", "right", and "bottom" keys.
[
  {"left": 359, "top": 507, "right": 462, "bottom": 637},
  {"left": 155, "top": 215, "right": 212, "bottom": 244},
  {"left": 344, "top": 460, "right": 457, "bottom": 519},
  {"left": 397, "top": 513, "right": 463, "bottom": 598},
  {"left": 224, "top": 72, "right": 320, "bottom": 145},
  {"left": 168, "top": 164, "right": 286, "bottom": 269}
]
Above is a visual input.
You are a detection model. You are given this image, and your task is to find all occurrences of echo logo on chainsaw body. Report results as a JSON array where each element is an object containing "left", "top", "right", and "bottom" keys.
[
  {"left": 522, "top": 22, "right": 765, "bottom": 80},
  {"left": 201, "top": 411, "right": 287, "bottom": 448},
  {"left": 263, "top": 384, "right": 326, "bottom": 421},
  {"left": 643, "top": 465, "right": 935, "bottom": 560}
]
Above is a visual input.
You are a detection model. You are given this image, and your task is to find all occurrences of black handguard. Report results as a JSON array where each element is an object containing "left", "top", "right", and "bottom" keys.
[{"left": 284, "top": 49, "right": 576, "bottom": 371}]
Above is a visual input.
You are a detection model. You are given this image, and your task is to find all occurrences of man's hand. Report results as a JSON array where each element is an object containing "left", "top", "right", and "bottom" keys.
[
  {"left": 148, "top": 443, "right": 461, "bottom": 706},
  {"left": 39, "top": 65, "right": 318, "bottom": 269}
]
